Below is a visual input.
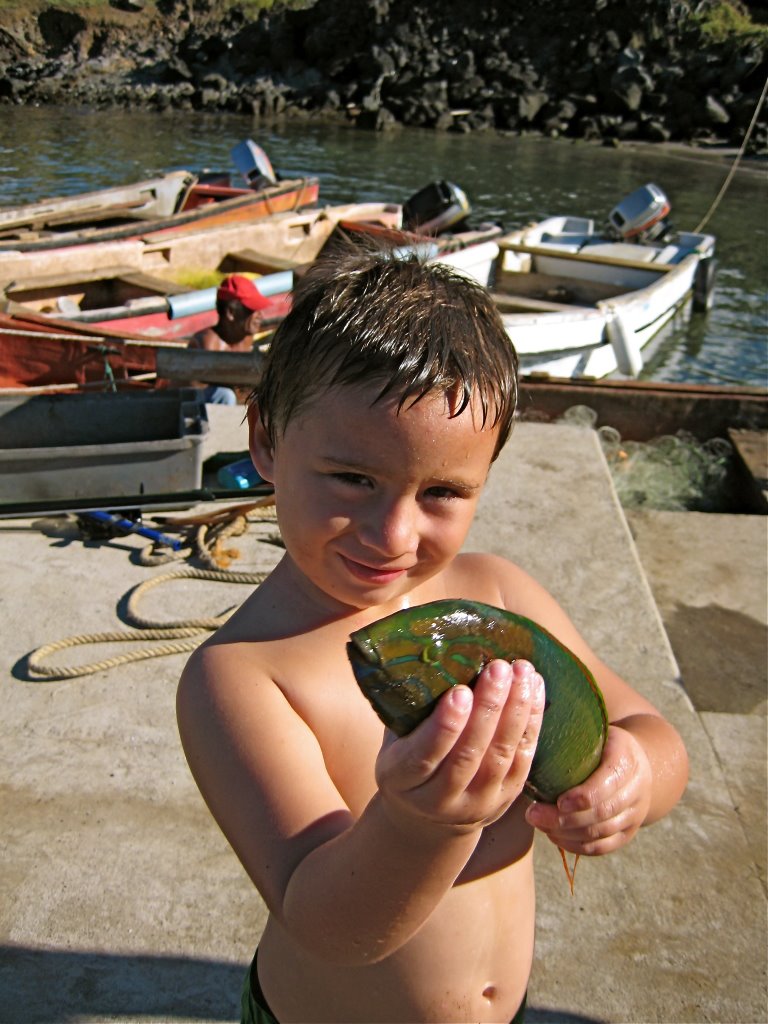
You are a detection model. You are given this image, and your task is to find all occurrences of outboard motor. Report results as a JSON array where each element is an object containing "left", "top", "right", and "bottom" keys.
[
  {"left": 607, "top": 183, "right": 671, "bottom": 244},
  {"left": 230, "top": 139, "right": 278, "bottom": 188},
  {"left": 402, "top": 180, "right": 471, "bottom": 235}
]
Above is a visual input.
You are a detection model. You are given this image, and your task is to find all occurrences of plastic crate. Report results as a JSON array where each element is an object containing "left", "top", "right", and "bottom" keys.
[{"left": 0, "top": 389, "right": 209, "bottom": 505}]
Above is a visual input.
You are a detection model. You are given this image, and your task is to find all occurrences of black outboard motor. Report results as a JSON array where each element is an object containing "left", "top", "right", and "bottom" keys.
[
  {"left": 607, "top": 183, "right": 671, "bottom": 244},
  {"left": 402, "top": 180, "right": 471, "bottom": 235}
]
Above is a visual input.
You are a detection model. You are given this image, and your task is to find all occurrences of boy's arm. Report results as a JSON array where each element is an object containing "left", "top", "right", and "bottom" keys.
[{"left": 177, "top": 644, "right": 543, "bottom": 966}]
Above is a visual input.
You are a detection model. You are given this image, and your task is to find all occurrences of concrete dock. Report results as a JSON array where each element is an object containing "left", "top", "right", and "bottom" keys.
[{"left": 1, "top": 407, "right": 766, "bottom": 1024}]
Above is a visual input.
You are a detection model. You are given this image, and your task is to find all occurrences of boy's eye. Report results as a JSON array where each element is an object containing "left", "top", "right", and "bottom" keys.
[
  {"left": 424, "top": 485, "right": 461, "bottom": 500},
  {"left": 333, "top": 472, "right": 372, "bottom": 488}
]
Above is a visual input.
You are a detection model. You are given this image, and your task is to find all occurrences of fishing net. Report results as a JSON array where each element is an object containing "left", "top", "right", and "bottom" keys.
[{"left": 558, "top": 406, "right": 735, "bottom": 512}]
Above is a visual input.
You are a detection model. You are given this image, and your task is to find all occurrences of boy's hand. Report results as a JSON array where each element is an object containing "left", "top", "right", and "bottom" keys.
[
  {"left": 524, "top": 725, "right": 653, "bottom": 855},
  {"left": 375, "top": 659, "right": 545, "bottom": 835}
]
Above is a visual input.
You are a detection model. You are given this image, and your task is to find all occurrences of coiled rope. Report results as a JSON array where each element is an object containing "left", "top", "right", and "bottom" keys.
[
  {"left": 26, "top": 499, "right": 279, "bottom": 681},
  {"left": 26, "top": 566, "right": 269, "bottom": 680}
]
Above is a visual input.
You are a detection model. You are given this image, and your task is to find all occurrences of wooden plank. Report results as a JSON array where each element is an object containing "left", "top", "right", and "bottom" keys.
[
  {"left": 728, "top": 428, "right": 768, "bottom": 512},
  {"left": 499, "top": 240, "right": 674, "bottom": 274},
  {"left": 0, "top": 265, "right": 141, "bottom": 292},
  {"left": 115, "top": 270, "right": 189, "bottom": 296},
  {"left": 19, "top": 196, "right": 151, "bottom": 229}
]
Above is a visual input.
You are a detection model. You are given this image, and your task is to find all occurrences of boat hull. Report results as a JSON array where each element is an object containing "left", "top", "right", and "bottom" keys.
[
  {"left": 0, "top": 176, "right": 319, "bottom": 263},
  {"left": 0, "top": 312, "right": 166, "bottom": 391},
  {"left": 494, "top": 228, "right": 715, "bottom": 379},
  {"left": 0, "top": 171, "right": 196, "bottom": 233},
  {"left": 517, "top": 376, "right": 767, "bottom": 441}
]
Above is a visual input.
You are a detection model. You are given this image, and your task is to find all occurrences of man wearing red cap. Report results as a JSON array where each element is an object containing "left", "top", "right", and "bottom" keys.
[{"left": 187, "top": 275, "right": 270, "bottom": 404}]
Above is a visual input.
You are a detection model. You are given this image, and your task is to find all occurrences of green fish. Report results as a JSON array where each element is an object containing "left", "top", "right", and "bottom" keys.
[{"left": 347, "top": 598, "right": 608, "bottom": 804}]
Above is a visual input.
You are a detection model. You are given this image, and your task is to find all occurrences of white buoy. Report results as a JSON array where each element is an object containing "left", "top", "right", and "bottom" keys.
[
  {"left": 606, "top": 310, "right": 643, "bottom": 377},
  {"left": 692, "top": 256, "right": 717, "bottom": 313}
]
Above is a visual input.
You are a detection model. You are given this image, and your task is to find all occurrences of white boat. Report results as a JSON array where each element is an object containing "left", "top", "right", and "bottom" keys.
[{"left": 487, "top": 184, "right": 717, "bottom": 379}]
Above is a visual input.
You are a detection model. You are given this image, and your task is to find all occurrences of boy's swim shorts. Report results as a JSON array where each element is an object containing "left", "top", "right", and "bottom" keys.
[
  {"left": 241, "top": 950, "right": 278, "bottom": 1024},
  {"left": 240, "top": 949, "right": 527, "bottom": 1023}
]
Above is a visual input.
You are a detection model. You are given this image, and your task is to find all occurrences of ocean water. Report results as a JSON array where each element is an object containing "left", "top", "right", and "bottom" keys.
[{"left": 0, "top": 105, "right": 765, "bottom": 387}]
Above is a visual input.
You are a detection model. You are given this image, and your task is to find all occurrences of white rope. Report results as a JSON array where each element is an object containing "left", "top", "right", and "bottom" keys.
[{"left": 694, "top": 74, "right": 768, "bottom": 233}]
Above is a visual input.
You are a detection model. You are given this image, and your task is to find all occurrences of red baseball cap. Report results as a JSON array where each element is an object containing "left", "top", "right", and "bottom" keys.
[{"left": 217, "top": 274, "right": 271, "bottom": 312}]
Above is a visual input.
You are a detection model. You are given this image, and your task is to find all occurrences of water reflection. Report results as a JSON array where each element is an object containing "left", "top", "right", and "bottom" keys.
[{"left": 0, "top": 106, "right": 765, "bottom": 386}]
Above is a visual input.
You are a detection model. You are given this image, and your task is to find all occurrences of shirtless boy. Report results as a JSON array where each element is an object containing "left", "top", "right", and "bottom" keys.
[{"left": 177, "top": 245, "right": 689, "bottom": 1024}]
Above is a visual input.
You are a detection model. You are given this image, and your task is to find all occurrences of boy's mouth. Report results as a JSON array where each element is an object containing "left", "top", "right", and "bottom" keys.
[{"left": 340, "top": 555, "right": 408, "bottom": 585}]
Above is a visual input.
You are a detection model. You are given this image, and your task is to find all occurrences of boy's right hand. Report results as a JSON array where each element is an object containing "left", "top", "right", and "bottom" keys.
[{"left": 375, "top": 659, "right": 545, "bottom": 835}]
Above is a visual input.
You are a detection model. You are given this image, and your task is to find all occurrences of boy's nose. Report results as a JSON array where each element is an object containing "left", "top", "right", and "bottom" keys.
[{"left": 360, "top": 498, "right": 418, "bottom": 556}]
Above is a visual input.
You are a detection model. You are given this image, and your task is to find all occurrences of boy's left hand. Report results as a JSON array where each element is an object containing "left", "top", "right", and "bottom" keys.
[{"left": 524, "top": 725, "right": 652, "bottom": 856}]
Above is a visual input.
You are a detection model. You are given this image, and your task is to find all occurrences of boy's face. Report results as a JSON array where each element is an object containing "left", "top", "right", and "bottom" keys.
[{"left": 250, "top": 382, "right": 499, "bottom": 613}]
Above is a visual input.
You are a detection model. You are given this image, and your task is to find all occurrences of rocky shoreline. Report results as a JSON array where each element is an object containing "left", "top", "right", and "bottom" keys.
[{"left": 0, "top": 0, "right": 766, "bottom": 151}]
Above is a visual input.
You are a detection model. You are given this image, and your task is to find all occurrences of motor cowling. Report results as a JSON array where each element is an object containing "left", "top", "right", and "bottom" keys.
[
  {"left": 607, "top": 183, "right": 671, "bottom": 243},
  {"left": 402, "top": 180, "right": 471, "bottom": 235}
]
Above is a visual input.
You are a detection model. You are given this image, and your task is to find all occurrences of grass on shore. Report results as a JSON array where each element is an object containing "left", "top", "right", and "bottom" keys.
[
  {"left": 0, "top": 0, "right": 307, "bottom": 12},
  {"left": 692, "top": 0, "right": 768, "bottom": 40},
  {"left": 0, "top": 0, "right": 764, "bottom": 45}
]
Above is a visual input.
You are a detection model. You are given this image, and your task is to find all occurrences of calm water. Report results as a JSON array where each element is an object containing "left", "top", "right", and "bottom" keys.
[{"left": 1, "top": 106, "right": 765, "bottom": 387}]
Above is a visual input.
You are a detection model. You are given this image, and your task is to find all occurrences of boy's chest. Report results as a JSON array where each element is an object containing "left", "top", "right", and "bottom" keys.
[{"left": 277, "top": 638, "right": 386, "bottom": 812}]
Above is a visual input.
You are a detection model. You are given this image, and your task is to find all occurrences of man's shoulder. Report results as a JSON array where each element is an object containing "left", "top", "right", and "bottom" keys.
[{"left": 189, "top": 327, "right": 224, "bottom": 351}]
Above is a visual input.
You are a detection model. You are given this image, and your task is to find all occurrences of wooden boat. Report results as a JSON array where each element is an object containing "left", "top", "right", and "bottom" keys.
[
  {"left": 0, "top": 173, "right": 318, "bottom": 255},
  {"left": 1, "top": 190, "right": 501, "bottom": 345},
  {"left": 0, "top": 171, "right": 196, "bottom": 234},
  {"left": 0, "top": 139, "right": 297, "bottom": 236},
  {"left": 0, "top": 187, "right": 397, "bottom": 293},
  {"left": 0, "top": 310, "right": 171, "bottom": 392},
  {"left": 517, "top": 376, "right": 767, "bottom": 442},
  {"left": 490, "top": 184, "right": 717, "bottom": 379},
  {"left": 1, "top": 265, "right": 295, "bottom": 342},
  {"left": 518, "top": 375, "right": 767, "bottom": 514}
]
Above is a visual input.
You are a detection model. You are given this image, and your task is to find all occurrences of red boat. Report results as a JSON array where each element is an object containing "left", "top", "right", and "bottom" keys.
[
  {"left": 0, "top": 310, "right": 169, "bottom": 392},
  {"left": 0, "top": 137, "right": 319, "bottom": 300}
]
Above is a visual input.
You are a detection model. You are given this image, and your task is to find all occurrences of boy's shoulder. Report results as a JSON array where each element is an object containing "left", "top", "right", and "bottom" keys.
[
  {"left": 445, "top": 551, "right": 531, "bottom": 601},
  {"left": 178, "top": 551, "right": 554, "bottom": 702}
]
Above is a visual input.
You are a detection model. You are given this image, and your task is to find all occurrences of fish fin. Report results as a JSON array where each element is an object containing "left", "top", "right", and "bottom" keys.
[{"left": 558, "top": 847, "right": 580, "bottom": 896}]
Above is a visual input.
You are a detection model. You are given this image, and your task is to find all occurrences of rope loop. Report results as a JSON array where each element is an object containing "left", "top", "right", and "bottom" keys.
[{"left": 25, "top": 512, "right": 274, "bottom": 680}]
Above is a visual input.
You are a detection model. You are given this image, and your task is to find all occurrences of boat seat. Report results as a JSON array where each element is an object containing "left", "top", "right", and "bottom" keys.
[
  {"left": 653, "top": 244, "right": 691, "bottom": 265},
  {"left": 538, "top": 233, "right": 591, "bottom": 251},
  {"left": 580, "top": 242, "right": 657, "bottom": 262},
  {"left": 221, "top": 249, "right": 309, "bottom": 275},
  {"left": 490, "top": 291, "right": 592, "bottom": 314}
]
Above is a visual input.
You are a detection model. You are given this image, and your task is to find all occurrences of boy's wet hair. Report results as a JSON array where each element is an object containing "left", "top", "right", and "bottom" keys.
[{"left": 249, "top": 236, "right": 519, "bottom": 460}]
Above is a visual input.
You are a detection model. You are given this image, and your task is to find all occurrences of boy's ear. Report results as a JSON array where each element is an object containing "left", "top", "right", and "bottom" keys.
[{"left": 247, "top": 402, "right": 275, "bottom": 482}]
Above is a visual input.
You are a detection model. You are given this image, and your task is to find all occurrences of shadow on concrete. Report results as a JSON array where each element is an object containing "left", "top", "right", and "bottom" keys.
[
  {"left": 526, "top": 1010, "right": 604, "bottom": 1023},
  {"left": 0, "top": 941, "right": 609, "bottom": 1023},
  {"left": 0, "top": 944, "right": 244, "bottom": 1022},
  {"left": 667, "top": 602, "right": 768, "bottom": 713}
]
